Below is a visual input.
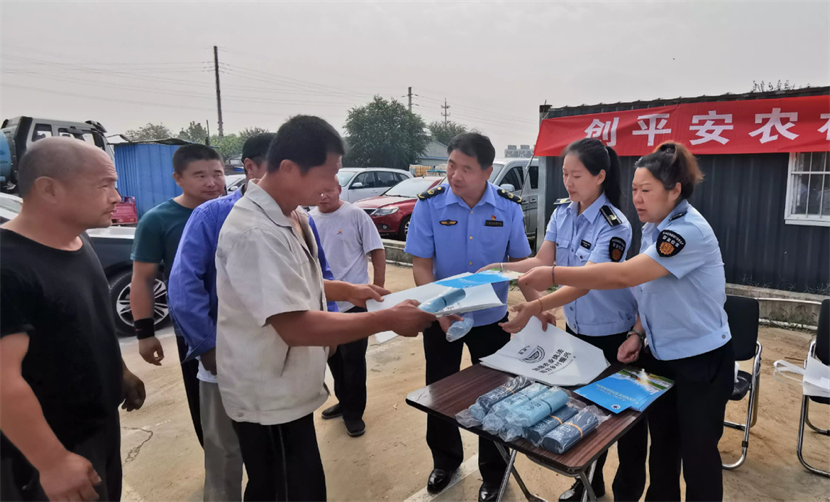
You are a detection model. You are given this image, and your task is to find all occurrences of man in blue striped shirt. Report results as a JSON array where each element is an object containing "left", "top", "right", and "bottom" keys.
[{"left": 168, "top": 134, "right": 338, "bottom": 501}]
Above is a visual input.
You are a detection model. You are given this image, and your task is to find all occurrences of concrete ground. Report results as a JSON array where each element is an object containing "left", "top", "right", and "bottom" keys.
[{"left": 118, "top": 265, "right": 830, "bottom": 502}]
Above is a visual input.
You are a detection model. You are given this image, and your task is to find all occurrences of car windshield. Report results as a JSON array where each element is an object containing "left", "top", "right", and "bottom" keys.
[
  {"left": 384, "top": 178, "right": 443, "bottom": 197},
  {"left": 488, "top": 163, "right": 505, "bottom": 184},
  {"left": 337, "top": 170, "right": 358, "bottom": 186}
]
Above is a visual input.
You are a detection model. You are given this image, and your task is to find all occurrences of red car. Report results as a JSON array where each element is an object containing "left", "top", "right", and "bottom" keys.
[{"left": 354, "top": 176, "right": 445, "bottom": 240}]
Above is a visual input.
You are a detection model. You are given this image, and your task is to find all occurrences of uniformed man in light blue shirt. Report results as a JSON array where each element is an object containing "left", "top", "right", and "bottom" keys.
[
  {"left": 489, "top": 138, "right": 646, "bottom": 502},
  {"left": 519, "top": 142, "right": 735, "bottom": 502},
  {"left": 405, "top": 132, "right": 531, "bottom": 502}
]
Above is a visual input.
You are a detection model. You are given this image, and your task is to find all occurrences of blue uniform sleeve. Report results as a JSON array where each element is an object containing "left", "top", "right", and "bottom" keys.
[
  {"left": 403, "top": 199, "right": 434, "bottom": 259},
  {"left": 168, "top": 205, "right": 218, "bottom": 359},
  {"left": 644, "top": 221, "right": 709, "bottom": 279},
  {"left": 506, "top": 202, "right": 532, "bottom": 259},
  {"left": 589, "top": 221, "right": 632, "bottom": 264},
  {"left": 309, "top": 216, "right": 338, "bottom": 313},
  {"left": 544, "top": 207, "right": 559, "bottom": 243}
]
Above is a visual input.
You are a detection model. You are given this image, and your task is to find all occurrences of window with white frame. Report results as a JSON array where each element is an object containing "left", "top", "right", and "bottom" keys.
[{"left": 785, "top": 152, "right": 830, "bottom": 227}]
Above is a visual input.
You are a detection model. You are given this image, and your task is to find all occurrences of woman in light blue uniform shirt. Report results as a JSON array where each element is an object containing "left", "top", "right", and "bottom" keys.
[
  {"left": 520, "top": 142, "right": 735, "bottom": 502},
  {"left": 481, "top": 138, "right": 646, "bottom": 502}
]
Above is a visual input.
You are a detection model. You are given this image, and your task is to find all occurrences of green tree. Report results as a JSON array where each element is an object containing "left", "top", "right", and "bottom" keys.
[
  {"left": 343, "top": 96, "right": 429, "bottom": 169},
  {"left": 428, "top": 121, "right": 468, "bottom": 146},
  {"left": 124, "top": 123, "right": 173, "bottom": 141},
  {"left": 212, "top": 134, "right": 244, "bottom": 159},
  {"left": 239, "top": 127, "right": 270, "bottom": 142},
  {"left": 177, "top": 121, "right": 208, "bottom": 144}
]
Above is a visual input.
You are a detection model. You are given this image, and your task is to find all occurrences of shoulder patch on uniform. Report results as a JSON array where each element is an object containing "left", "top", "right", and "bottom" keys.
[
  {"left": 599, "top": 205, "right": 621, "bottom": 227},
  {"left": 497, "top": 189, "right": 522, "bottom": 204},
  {"left": 609, "top": 237, "right": 626, "bottom": 262},
  {"left": 657, "top": 230, "right": 685, "bottom": 257},
  {"left": 553, "top": 198, "right": 571, "bottom": 206},
  {"left": 669, "top": 211, "right": 687, "bottom": 221},
  {"left": 417, "top": 185, "right": 445, "bottom": 200}
]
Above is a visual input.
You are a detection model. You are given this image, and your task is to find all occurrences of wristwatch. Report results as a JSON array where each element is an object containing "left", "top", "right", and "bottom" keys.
[{"left": 626, "top": 329, "right": 645, "bottom": 345}]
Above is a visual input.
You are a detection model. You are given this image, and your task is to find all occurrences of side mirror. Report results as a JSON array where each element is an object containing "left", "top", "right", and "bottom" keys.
[
  {"left": 500, "top": 183, "right": 516, "bottom": 192},
  {"left": 352, "top": 182, "right": 365, "bottom": 189}
]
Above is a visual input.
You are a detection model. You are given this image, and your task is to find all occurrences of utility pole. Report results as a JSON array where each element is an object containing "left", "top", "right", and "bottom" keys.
[
  {"left": 408, "top": 87, "right": 413, "bottom": 112},
  {"left": 441, "top": 98, "right": 451, "bottom": 124},
  {"left": 205, "top": 120, "right": 210, "bottom": 145},
  {"left": 213, "top": 46, "right": 224, "bottom": 138}
]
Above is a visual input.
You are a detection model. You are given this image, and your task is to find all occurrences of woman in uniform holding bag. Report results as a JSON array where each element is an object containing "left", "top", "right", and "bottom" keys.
[{"left": 517, "top": 141, "right": 735, "bottom": 502}]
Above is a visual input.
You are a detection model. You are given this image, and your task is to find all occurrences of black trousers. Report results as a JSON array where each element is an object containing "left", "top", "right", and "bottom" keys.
[
  {"left": 232, "top": 414, "right": 326, "bottom": 502},
  {"left": 424, "top": 317, "right": 511, "bottom": 484},
  {"left": 566, "top": 325, "right": 648, "bottom": 502},
  {"left": 1, "top": 414, "right": 122, "bottom": 502},
  {"left": 642, "top": 341, "right": 735, "bottom": 502},
  {"left": 327, "top": 306, "right": 368, "bottom": 421},
  {"left": 175, "top": 332, "right": 204, "bottom": 447}
]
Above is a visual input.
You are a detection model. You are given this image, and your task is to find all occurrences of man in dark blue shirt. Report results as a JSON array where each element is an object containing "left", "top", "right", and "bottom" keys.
[{"left": 169, "top": 134, "right": 338, "bottom": 501}]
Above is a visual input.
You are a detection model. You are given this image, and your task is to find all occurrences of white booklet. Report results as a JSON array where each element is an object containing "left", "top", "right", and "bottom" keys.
[
  {"left": 479, "top": 317, "right": 610, "bottom": 386},
  {"left": 367, "top": 273, "right": 504, "bottom": 343}
]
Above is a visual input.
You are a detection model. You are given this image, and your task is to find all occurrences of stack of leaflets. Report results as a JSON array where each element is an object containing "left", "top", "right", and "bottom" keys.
[{"left": 575, "top": 369, "right": 674, "bottom": 414}]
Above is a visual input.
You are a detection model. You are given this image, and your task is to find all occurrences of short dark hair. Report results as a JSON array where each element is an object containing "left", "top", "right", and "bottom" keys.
[
  {"left": 635, "top": 142, "right": 704, "bottom": 200},
  {"left": 242, "top": 133, "right": 276, "bottom": 166},
  {"left": 447, "top": 132, "right": 496, "bottom": 169},
  {"left": 267, "top": 116, "right": 345, "bottom": 174},
  {"left": 172, "top": 144, "right": 222, "bottom": 176}
]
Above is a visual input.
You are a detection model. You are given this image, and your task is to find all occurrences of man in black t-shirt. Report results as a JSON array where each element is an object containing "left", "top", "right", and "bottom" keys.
[{"left": 0, "top": 138, "right": 146, "bottom": 502}]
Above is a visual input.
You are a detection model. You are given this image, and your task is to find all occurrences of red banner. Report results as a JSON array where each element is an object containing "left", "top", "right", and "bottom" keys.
[{"left": 534, "top": 95, "right": 830, "bottom": 157}]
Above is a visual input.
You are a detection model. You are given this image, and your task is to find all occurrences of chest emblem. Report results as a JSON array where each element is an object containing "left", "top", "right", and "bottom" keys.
[{"left": 440, "top": 220, "right": 458, "bottom": 226}]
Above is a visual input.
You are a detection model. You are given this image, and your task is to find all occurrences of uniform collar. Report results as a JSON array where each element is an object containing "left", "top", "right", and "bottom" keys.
[
  {"left": 657, "top": 199, "right": 690, "bottom": 232},
  {"left": 569, "top": 192, "right": 607, "bottom": 223},
  {"left": 439, "top": 182, "right": 497, "bottom": 209},
  {"left": 245, "top": 182, "right": 294, "bottom": 228}
]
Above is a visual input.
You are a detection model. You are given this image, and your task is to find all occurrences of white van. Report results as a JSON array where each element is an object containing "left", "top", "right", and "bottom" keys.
[
  {"left": 337, "top": 167, "right": 413, "bottom": 203},
  {"left": 489, "top": 157, "right": 540, "bottom": 242}
]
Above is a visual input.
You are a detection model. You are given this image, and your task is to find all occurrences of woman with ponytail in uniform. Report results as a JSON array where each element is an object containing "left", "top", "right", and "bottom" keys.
[
  {"left": 519, "top": 142, "right": 735, "bottom": 501},
  {"left": 480, "top": 137, "right": 646, "bottom": 502}
]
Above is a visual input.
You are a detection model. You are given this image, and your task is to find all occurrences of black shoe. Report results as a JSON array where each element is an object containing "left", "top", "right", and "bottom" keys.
[
  {"left": 478, "top": 482, "right": 501, "bottom": 502},
  {"left": 345, "top": 418, "right": 366, "bottom": 437},
  {"left": 558, "top": 478, "right": 605, "bottom": 501},
  {"left": 321, "top": 404, "right": 342, "bottom": 420},
  {"left": 427, "top": 468, "right": 456, "bottom": 494}
]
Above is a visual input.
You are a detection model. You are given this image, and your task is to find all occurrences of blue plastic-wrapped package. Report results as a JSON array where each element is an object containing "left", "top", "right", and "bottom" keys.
[
  {"left": 525, "top": 405, "right": 579, "bottom": 446},
  {"left": 482, "top": 383, "right": 549, "bottom": 434},
  {"left": 502, "top": 387, "right": 569, "bottom": 428},
  {"left": 540, "top": 410, "right": 601, "bottom": 454},
  {"left": 469, "top": 403, "right": 488, "bottom": 421},
  {"left": 420, "top": 288, "right": 467, "bottom": 313},
  {"left": 475, "top": 376, "right": 531, "bottom": 412}
]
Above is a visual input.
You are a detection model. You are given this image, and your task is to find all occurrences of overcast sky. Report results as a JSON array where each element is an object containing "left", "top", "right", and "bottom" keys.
[{"left": 2, "top": 1, "right": 828, "bottom": 153}]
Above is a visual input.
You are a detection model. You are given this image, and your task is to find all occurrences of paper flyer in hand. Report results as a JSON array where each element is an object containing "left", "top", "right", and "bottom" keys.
[
  {"left": 367, "top": 273, "right": 504, "bottom": 343},
  {"left": 479, "top": 317, "right": 609, "bottom": 386},
  {"left": 575, "top": 369, "right": 674, "bottom": 413}
]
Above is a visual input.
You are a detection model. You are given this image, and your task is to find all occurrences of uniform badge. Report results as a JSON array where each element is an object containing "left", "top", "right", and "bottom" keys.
[
  {"left": 553, "top": 198, "right": 571, "bottom": 205},
  {"left": 485, "top": 220, "right": 504, "bottom": 227},
  {"left": 657, "top": 230, "right": 685, "bottom": 257},
  {"left": 580, "top": 240, "right": 592, "bottom": 250},
  {"left": 669, "top": 211, "right": 687, "bottom": 221},
  {"left": 609, "top": 237, "right": 626, "bottom": 262},
  {"left": 599, "top": 205, "right": 621, "bottom": 227},
  {"left": 439, "top": 220, "right": 457, "bottom": 226}
]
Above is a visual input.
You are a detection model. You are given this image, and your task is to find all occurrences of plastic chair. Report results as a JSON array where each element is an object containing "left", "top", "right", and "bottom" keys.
[
  {"left": 722, "top": 295, "right": 762, "bottom": 470},
  {"left": 797, "top": 299, "right": 830, "bottom": 478}
]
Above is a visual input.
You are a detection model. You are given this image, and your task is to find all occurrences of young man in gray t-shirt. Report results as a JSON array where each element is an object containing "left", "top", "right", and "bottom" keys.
[{"left": 310, "top": 183, "right": 385, "bottom": 437}]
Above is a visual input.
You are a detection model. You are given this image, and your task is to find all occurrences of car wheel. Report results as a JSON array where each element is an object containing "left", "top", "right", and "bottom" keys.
[
  {"left": 108, "top": 270, "right": 170, "bottom": 337},
  {"left": 398, "top": 215, "right": 411, "bottom": 241}
]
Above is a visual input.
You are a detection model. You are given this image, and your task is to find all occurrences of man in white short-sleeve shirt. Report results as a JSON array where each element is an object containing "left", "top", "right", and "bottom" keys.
[
  {"left": 311, "top": 184, "right": 386, "bottom": 437},
  {"left": 215, "top": 115, "right": 436, "bottom": 502}
]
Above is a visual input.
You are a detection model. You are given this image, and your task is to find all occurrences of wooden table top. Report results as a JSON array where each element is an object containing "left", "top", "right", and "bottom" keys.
[{"left": 405, "top": 364, "right": 643, "bottom": 475}]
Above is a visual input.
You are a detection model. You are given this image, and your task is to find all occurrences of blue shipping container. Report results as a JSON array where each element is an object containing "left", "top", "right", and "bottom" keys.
[{"left": 113, "top": 143, "right": 182, "bottom": 218}]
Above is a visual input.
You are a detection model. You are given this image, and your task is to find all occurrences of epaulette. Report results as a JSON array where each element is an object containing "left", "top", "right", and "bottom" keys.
[
  {"left": 669, "top": 211, "right": 687, "bottom": 222},
  {"left": 416, "top": 185, "right": 445, "bottom": 200},
  {"left": 497, "top": 189, "right": 522, "bottom": 204},
  {"left": 599, "top": 205, "right": 621, "bottom": 227},
  {"left": 553, "top": 198, "right": 571, "bottom": 206}
]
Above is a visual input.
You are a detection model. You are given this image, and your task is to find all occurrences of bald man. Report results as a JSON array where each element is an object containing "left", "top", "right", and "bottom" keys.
[{"left": 0, "top": 138, "right": 146, "bottom": 502}]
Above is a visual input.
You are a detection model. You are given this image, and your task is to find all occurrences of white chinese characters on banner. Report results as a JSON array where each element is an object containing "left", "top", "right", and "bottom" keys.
[
  {"left": 585, "top": 117, "right": 620, "bottom": 147},
  {"left": 689, "top": 111, "right": 734, "bottom": 145},
  {"left": 749, "top": 108, "right": 799, "bottom": 144},
  {"left": 632, "top": 113, "right": 672, "bottom": 146},
  {"left": 819, "top": 113, "right": 830, "bottom": 141}
]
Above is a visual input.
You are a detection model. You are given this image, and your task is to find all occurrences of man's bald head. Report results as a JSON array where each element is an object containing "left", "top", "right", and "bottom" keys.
[{"left": 18, "top": 137, "right": 111, "bottom": 198}]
